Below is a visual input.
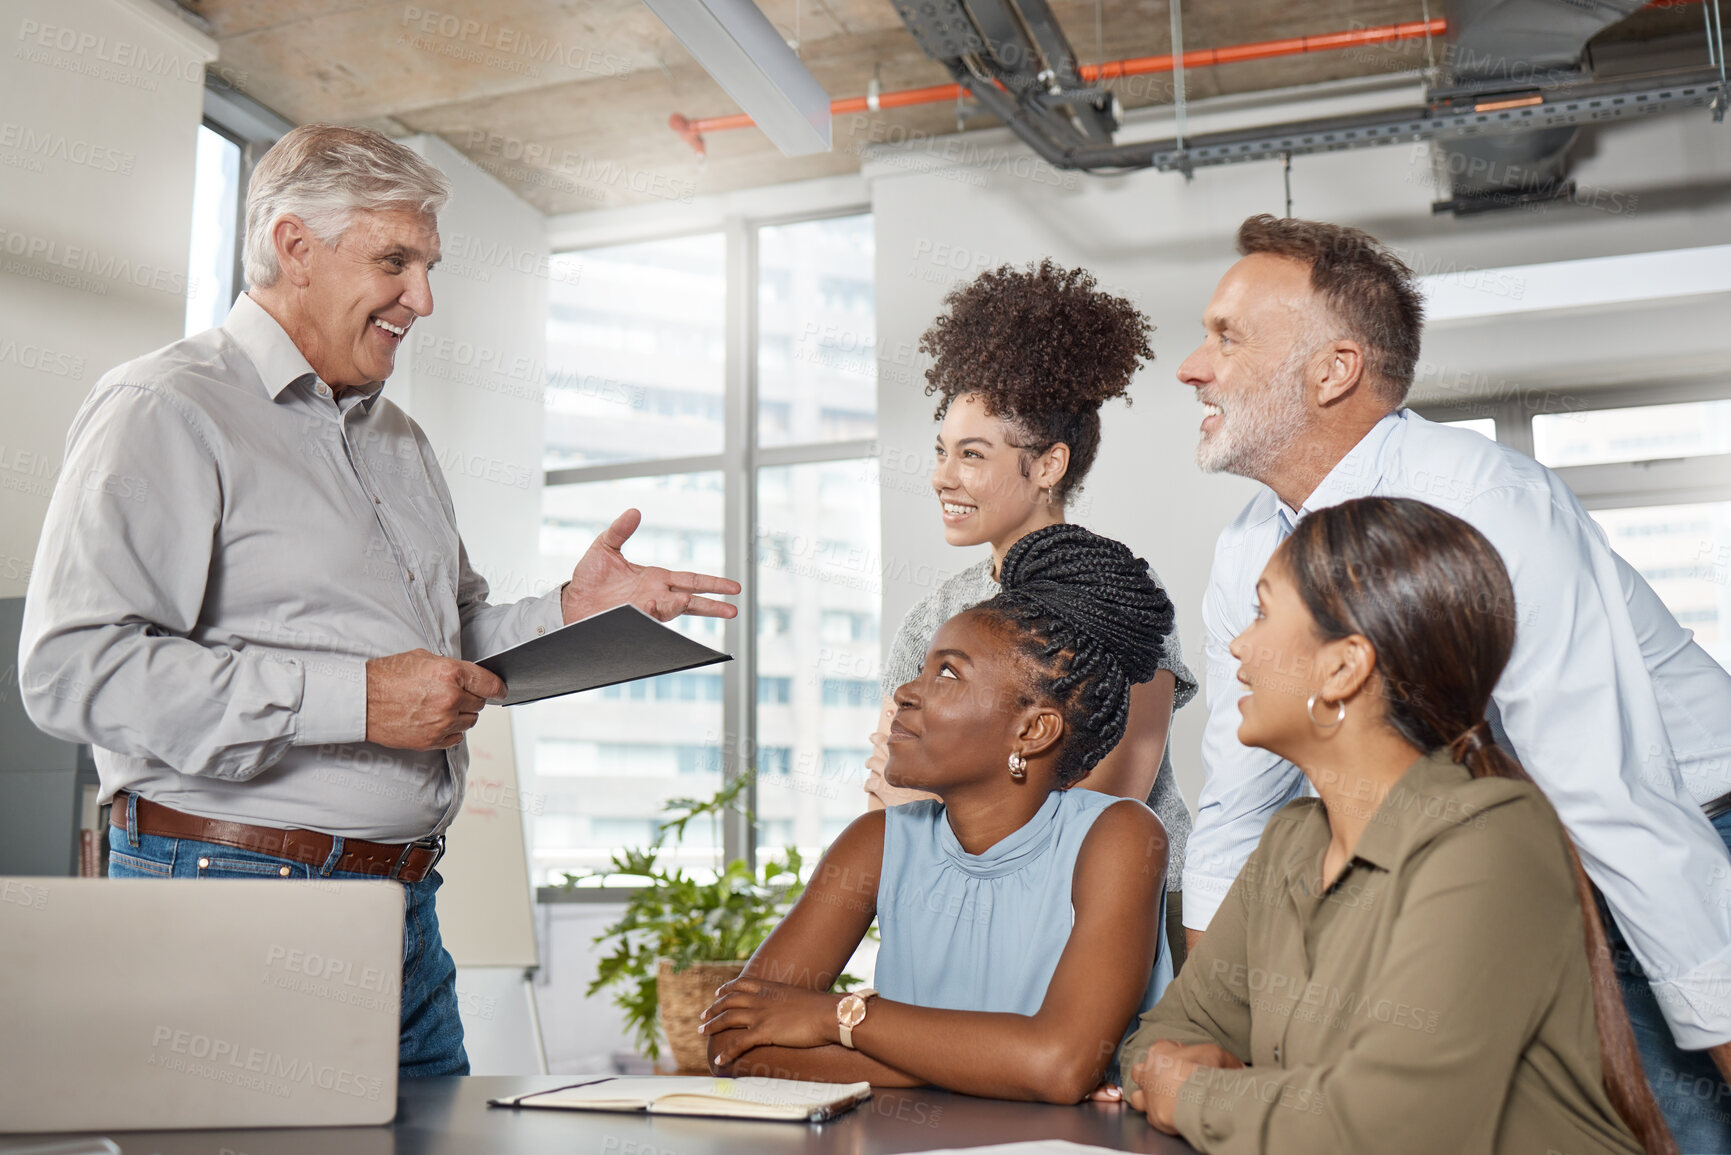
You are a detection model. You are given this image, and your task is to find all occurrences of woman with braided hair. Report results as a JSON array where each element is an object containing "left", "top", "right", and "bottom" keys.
[
  {"left": 1124, "top": 497, "right": 1664, "bottom": 1155},
  {"left": 864, "top": 261, "right": 1198, "bottom": 936},
  {"left": 700, "top": 524, "right": 1177, "bottom": 1101}
]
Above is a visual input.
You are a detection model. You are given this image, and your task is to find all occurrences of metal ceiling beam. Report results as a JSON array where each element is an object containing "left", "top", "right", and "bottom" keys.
[
  {"left": 1001, "top": 0, "right": 1119, "bottom": 142},
  {"left": 943, "top": 66, "right": 1723, "bottom": 172},
  {"left": 891, "top": 0, "right": 1723, "bottom": 196}
]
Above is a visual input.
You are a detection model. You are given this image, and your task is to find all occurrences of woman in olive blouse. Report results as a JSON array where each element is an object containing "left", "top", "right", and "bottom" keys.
[{"left": 1122, "top": 497, "right": 1672, "bottom": 1155}]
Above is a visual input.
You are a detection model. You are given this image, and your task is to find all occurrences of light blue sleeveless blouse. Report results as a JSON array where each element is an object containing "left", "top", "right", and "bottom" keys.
[{"left": 875, "top": 789, "right": 1172, "bottom": 1075}]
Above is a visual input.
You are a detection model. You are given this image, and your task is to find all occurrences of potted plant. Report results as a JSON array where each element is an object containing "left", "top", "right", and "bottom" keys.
[{"left": 569, "top": 773, "right": 858, "bottom": 1073}]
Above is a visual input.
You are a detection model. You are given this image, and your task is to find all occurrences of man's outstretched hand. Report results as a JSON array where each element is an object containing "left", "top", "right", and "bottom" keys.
[
  {"left": 366, "top": 649, "right": 507, "bottom": 750},
  {"left": 563, "top": 508, "right": 740, "bottom": 624}
]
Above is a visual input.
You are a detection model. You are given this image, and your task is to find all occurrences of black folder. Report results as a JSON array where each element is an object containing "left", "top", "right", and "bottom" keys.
[{"left": 476, "top": 604, "right": 731, "bottom": 706}]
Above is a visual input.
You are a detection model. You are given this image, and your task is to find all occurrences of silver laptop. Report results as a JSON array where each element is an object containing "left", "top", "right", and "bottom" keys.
[{"left": 0, "top": 877, "right": 402, "bottom": 1131}]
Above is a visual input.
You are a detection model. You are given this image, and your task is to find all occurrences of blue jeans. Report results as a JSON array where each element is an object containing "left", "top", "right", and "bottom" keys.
[
  {"left": 107, "top": 820, "right": 468, "bottom": 1077},
  {"left": 1601, "top": 809, "right": 1731, "bottom": 1154}
]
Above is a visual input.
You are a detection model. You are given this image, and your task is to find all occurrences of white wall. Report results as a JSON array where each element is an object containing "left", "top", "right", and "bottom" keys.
[
  {"left": 397, "top": 133, "right": 551, "bottom": 614},
  {"left": 868, "top": 81, "right": 1731, "bottom": 809},
  {"left": 0, "top": 0, "right": 214, "bottom": 598}
]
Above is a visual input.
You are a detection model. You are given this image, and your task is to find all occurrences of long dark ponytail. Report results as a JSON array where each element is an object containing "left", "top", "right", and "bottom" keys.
[{"left": 1279, "top": 496, "right": 1675, "bottom": 1155}]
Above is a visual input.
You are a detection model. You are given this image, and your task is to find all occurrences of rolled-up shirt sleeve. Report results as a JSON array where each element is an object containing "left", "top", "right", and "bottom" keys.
[
  {"left": 1182, "top": 535, "right": 1307, "bottom": 930},
  {"left": 19, "top": 383, "right": 365, "bottom": 779}
]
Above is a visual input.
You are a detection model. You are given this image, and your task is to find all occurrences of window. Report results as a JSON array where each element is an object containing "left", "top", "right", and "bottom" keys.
[
  {"left": 1533, "top": 401, "right": 1731, "bottom": 468},
  {"left": 544, "top": 235, "right": 726, "bottom": 469},
  {"left": 1441, "top": 416, "right": 1496, "bottom": 441},
  {"left": 820, "top": 677, "right": 879, "bottom": 708},
  {"left": 757, "top": 215, "right": 876, "bottom": 448},
  {"left": 534, "top": 213, "right": 877, "bottom": 882},
  {"left": 821, "top": 609, "right": 878, "bottom": 643},
  {"left": 521, "top": 470, "right": 725, "bottom": 880},
  {"left": 183, "top": 124, "right": 242, "bottom": 337},
  {"left": 1589, "top": 502, "right": 1731, "bottom": 668},
  {"left": 757, "top": 460, "right": 882, "bottom": 852},
  {"left": 1417, "top": 383, "right": 1731, "bottom": 675}
]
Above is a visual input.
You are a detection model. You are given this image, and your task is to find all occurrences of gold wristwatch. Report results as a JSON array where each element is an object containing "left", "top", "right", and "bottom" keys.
[{"left": 836, "top": 988, "right": 877, "bottom": 1050}]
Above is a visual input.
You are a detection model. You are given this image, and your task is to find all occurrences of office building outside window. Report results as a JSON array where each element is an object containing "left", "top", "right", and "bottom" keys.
[{"left": 531, "top": 214, "right": 878, "bottom": 883}]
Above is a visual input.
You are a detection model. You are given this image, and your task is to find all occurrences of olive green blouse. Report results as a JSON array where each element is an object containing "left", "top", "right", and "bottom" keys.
[{"left": 1122, "top": 752, "right": 1641, "bottom": 1155}]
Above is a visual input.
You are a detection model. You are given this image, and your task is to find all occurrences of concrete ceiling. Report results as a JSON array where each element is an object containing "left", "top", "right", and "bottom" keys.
[{"left": 182, "top": 0, "right": 1472, "bottom": 214}]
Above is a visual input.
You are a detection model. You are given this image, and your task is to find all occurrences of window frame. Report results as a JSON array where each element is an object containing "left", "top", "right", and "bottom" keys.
[
  {"left": 1413, "top": 376, "right": 1731, "bottom": 513},
  {"left": 200, "top": 73, "right": 292, "bottom": 299},
  {"left": 190, "top": 118, "right": 248, "bottom": 324},
  {"left": 542, "top": 205, "right": 875, "bottom": 874}
]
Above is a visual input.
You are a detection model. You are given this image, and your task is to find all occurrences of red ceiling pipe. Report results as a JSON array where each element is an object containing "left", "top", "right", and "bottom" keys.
[
  {"left": 668, "top": 0, "right": 1706, "bottom": 153},
  {"left": 668, "top": 17, "right": 1446, "bottom": 154},
  {"left": 1083, "top": 18, "right": 1445, "bottom": 82}
]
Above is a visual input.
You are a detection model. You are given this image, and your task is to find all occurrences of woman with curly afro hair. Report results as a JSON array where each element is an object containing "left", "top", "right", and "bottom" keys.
[{"left": 863, "top": 260, "right": 1198, "bottom": 948}]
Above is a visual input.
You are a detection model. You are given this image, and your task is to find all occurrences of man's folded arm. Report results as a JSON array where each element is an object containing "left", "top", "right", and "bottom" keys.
[{"left": 19, "top": 384, "right": 366, "bottom": 779}]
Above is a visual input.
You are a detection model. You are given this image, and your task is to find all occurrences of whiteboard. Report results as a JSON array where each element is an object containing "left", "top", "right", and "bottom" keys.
[
  {"left": 436, "top": 707, "right": 539, "bottom": 967},
  {"left": 455, "top": 966, "right": 547, "bottom": 1075}
]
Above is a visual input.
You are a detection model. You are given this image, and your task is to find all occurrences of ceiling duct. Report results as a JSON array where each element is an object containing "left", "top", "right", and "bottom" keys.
[
  {"left": 1429, "top": 0, "right": 1643, "bottom": 215},
  {"left": 885, "top": 0, "right": 1725, "bottom": 203}
]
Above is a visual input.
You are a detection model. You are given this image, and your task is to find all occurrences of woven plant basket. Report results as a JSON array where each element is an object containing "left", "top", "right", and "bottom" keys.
[{"left": 657, "top": 959, "right": 747, "bottom": 1074}]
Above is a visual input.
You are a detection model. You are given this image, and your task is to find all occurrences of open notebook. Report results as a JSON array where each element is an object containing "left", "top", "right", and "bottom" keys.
[{"left": 488, "top": 1076, "right": 872, "bottom": 1122}]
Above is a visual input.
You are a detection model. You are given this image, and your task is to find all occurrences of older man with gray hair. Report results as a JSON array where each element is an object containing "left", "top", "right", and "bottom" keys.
[{"left": 18, "top": 124, "right": 737, "bottom": 1075}]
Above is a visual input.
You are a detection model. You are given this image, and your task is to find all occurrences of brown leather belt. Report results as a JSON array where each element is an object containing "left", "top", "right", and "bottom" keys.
[{"left": 110, "top": 791, "right": 445, "bottom": 882}]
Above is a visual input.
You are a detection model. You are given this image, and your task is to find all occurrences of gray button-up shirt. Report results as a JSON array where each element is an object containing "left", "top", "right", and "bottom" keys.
[{"left": 19, "top": 293, "right": 561, "bottom": 841}]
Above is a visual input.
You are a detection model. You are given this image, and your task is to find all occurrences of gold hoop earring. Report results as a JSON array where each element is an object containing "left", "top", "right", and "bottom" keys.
[
  {"left": 1008, "top": 752, "right": 1027, "bottom": 780},
  {"left": 1306, "top": 692, "right": 1345, "bottom": 730}
]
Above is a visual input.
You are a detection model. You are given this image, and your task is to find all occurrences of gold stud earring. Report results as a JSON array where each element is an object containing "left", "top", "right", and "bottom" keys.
[{"left": 1008, "top": 752, "right": 1027, "bottom": 780}]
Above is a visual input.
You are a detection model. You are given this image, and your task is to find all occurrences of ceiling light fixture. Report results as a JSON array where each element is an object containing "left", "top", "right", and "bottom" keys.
[{"left": 641, "top": 0, "right": 832, "bottom": 156}]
